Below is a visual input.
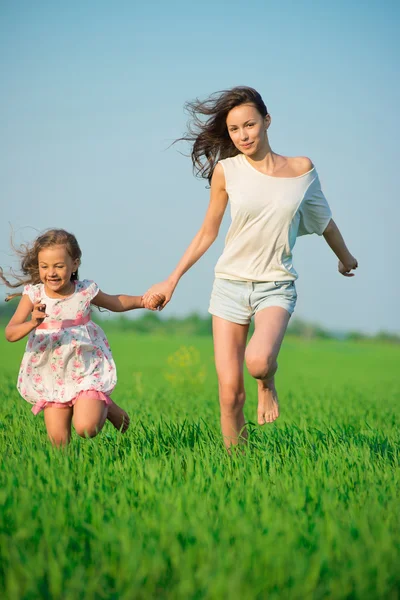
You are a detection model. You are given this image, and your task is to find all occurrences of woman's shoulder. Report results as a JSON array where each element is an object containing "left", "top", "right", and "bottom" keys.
[
  {"left": 219, "top": 154, "right": 242, "bottom": 166},
  {"left": 221, "top": 154, "right": 314, "bottom": 176},
  {"left": 217, "top": 154, "right": 243, "bottom": 178},
  {"left": 286, "top": 156, "right": 314, "bottom": 176}
]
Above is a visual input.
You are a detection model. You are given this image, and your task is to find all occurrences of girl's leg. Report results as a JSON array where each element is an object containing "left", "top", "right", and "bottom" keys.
[
  {"left": 245, "top": 306, "right": 291, "bottom": 424},
  {"left": 72, "top": 396, "right": 108, "bottom": 439},
  {"left": 106, "top": 399, "right": 130, "bottom": 433},
  {"left": 44, "top": 406, "right": 73, "bottom": 447},
  {"left": 212, "top": 316, "right": 249, "bottom": 448}
]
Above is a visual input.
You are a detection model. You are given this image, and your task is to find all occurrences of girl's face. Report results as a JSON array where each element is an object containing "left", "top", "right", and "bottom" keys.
[
  {"left": 226, "top": 103, "right": 270, "bottom": 156},
  {"left": 38, "top": 245, "right": 80, "bottom": 296}
]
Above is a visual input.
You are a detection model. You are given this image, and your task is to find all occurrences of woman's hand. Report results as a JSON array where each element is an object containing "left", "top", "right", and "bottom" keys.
[
  {"left": 31, "top": 302, "right": 48, "bottom": 326},
  {"left": 338, "top": 256, "right": 358, "bottom": 277},
  {"left": 142, "top": 280, "right": 176, "bottom": 311}
]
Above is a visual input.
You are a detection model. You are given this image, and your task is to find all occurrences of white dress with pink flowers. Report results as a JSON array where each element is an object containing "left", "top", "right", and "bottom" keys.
[{"left": 18, "top": 280, "right": 116, "bottom": 414}]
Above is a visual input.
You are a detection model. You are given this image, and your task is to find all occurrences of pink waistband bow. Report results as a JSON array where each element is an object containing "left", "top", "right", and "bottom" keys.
[{"left": 37, "top": 314, "right": 91, "bottom": 330}]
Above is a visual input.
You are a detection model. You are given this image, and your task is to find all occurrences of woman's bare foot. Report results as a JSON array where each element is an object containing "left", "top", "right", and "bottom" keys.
[
  {"left": 107, "top": 400, "right": 130, "bottom": 433},
  {"left": 257, "top": 377, "right": 280, "bottom": 424}
]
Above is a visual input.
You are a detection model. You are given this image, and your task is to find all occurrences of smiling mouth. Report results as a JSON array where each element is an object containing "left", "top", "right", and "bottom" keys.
[{"left": 242, "top": 142, "right": 253, "bottom": 148}]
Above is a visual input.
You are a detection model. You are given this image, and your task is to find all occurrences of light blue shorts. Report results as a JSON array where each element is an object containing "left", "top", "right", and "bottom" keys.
[{"left": 208, "top": 278, "right": 297, "bottom": 325}]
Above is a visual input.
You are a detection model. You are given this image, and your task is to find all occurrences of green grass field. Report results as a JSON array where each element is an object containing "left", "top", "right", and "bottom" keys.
[{"left": 1, "top": 330, "right": 399, "bottom": 599}]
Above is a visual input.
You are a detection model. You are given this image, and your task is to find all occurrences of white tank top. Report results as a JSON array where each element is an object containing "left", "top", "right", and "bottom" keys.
[{"left": 214, "top": 154, "right": 332, "bottom": 282}]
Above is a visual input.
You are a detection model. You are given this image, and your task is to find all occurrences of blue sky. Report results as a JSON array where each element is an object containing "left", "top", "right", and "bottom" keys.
[{"left": 1, "top": 0, "right": 399, "bottom": 334}]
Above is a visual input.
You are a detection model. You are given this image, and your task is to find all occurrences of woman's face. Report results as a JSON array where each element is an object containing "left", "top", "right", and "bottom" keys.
[{"left": 226, "top": 103, "right": 270, "bottom": 156}]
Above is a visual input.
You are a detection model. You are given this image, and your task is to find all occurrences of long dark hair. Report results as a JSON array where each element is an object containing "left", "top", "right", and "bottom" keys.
[
  {"left": 177, "top": 86, "right": 268, "bottom": 183},
  {"left": 0, "top": 228, "right": 82, "bottom": 301}
]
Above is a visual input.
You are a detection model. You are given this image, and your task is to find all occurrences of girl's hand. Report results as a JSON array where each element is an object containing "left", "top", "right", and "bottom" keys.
[
  {"left": 338, "top": 256, "right": 358, "bottom": 277},
  {"left": 5, "top": 296, "right": 48, "bottom": 342},
  {"left": 31, "top": 302, "right": 48, "bottom": 326},
  {"left": 142, "top": 280, "right": 176, "bottom": 311}
]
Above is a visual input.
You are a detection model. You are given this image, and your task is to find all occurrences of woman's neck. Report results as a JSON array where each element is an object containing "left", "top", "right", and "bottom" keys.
[{"left": 246, "top": 143, "right": 280, "bottom": 167}]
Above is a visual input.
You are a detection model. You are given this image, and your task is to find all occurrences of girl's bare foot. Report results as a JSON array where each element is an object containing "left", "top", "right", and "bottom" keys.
[
  {"left": 257, "top": 377, "right": 280, "bottom": 424},
  {"left": 107, "top": 400, "right": 130, "bottom": 433}
]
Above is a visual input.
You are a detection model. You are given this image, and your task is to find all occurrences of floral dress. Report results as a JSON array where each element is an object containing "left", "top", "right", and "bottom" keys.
[{"left": 18, "top": 280, "right": 116, "bottom": 414}]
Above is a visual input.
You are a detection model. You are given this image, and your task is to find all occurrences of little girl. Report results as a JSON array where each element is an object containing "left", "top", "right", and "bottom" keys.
[{"left": 1, "top": 228, "right": 163, "bottom": 446}]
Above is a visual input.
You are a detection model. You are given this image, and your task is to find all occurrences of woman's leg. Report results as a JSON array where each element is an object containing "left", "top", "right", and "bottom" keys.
[
  {"left": 44, "top": 405, "right": 73, "bottom": 447},
  {"left": 212, "top": 316, "right": 249, "bottom": 448},
  {"left": 245, "top": 306, "right": 291, "bottom": 424},
  {"left": 72, "top": 396, "right": 108, "bottom": 439},
  {"left": 106, "top": 399, "right": 130, "bottom": 433}
]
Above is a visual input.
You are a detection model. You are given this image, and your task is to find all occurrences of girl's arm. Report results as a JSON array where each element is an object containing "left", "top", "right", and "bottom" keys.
[
  {"left": 142, "top": 163, "right": 229, "bottom": 309},
  {"left": 91, "top": 291, "right": 164, "bottom": 312},
  {"left": 323, "top": 219, "right": 358, "bottom": 276},
  {"left": 5, "top": 296, "right": 48, "bottom": 342}
]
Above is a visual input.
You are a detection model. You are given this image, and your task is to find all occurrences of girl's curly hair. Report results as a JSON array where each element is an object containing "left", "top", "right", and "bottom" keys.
[
  {"left": 176, "top": 86, "right": 268, "bottom": 184},
  {"left": 0, "top": 229, "right": 82, "bottom": 301}
]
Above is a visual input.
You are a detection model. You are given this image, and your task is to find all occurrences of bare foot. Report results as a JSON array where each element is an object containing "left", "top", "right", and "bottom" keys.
[
  {"left": 107, "top": 400, "right": 130, "bottom": 433},
  {"left": 257, "top": 378, "right": 280, "bottom": 424}
]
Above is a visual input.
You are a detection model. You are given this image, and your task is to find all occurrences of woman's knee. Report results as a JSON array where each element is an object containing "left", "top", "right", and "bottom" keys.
[
  {"left": 245, "top": 351, "right": 277, "bottom": 380},
  {"left": 219, "top": 382, "right": 246, "bottom": 413}
]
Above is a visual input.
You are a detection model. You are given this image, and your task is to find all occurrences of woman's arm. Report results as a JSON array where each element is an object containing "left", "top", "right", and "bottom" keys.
[
  {"left": 142, "top": 163, "right": 229, "bottom": 308},
  {"left": 323, "top": 219, "right": 358, "bottom": 276},
  {"left": 5, "top": 296, "right": 47, "bottom": 342},
  {"left": 91, "top": 291, "right": 165, "bottom": 312}
]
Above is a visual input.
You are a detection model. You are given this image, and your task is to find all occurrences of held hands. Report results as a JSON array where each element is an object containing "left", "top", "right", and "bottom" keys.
[
  {"left": 142, "top": 280, "right": 175, "bottom": 311},
  {"left": 338, "top": 255, "right": 358, "bottom": 277},
  {"left": 141, "top": 293, "right": 166, "bottom": 311},
  {"left": 31, "top": 302, "right": 48, "bottom": 327}
]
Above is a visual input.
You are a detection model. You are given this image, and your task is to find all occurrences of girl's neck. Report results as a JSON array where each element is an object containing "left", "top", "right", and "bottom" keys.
[{"left": 43, "top": 281, "right": 76, "bottom": 299}]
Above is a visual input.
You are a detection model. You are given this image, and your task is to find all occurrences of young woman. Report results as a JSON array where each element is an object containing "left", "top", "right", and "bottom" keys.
[{"left": 143, "top": 86, "right": 358, "bottom": 448}]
